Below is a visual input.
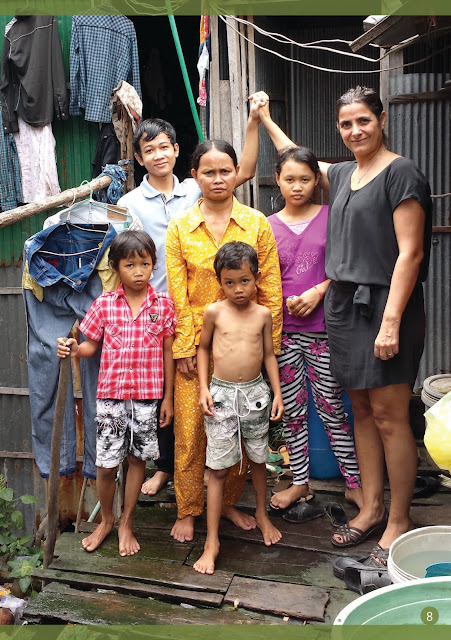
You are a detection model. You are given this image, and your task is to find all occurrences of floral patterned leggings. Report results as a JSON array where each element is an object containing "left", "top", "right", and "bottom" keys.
[{"left": 278, "top": 331, "right": 360, "bottom": 488}]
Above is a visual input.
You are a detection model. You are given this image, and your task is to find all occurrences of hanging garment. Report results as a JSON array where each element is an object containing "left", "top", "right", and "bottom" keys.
[
  {"left": 14, "top": 120, "right": 61, "bottom": 203},
  {"left": 1, "top": 16, "right": 68, "bottom": 134},
  {"left": 110, "top": 80, "right": 142, "bottom": 192},
  {"left": 23, "top": 222, "right": 117, "bottom": 478},
  {"left": 110, "top": 80, "right": 142, "bottom": 159},
  {"left": 70, "top": 15, "right": 141, "bottom": 123},
  {"left": 0, "top": 98, "right": 23, "bottom": 211},
  {"left": 94, "top": 164, "right": 127, "bottom": 205},
  {"left": 197, "top": 16, "right": 209, "bottom": 107},
  {"left": 92, "top": 123, "right": 120, "bottom": 179}
]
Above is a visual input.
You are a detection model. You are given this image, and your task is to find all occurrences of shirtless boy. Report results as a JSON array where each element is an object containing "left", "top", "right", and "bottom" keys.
[{"left": 194, "top": 241, "right": 284, "bottom": 574}]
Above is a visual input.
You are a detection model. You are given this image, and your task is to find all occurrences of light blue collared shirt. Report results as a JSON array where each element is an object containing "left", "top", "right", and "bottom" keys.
[{"left": 118, "top": 175, "right": 200, "bottom": 293}]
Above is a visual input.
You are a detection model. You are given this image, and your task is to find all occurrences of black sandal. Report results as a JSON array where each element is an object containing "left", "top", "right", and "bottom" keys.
[
  {"left": 368, "top": 544, "right": 390, "bottom": 567},
  {"left": 331, "top": 509, "right": 388, "bottom": 548}
]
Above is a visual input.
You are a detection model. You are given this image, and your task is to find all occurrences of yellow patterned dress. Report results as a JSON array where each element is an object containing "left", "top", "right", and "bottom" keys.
[{"left": 166, "top": 197, "right": 282, "bottom": 519}]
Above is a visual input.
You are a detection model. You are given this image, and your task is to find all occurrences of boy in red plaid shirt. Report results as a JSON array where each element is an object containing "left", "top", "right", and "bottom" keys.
[{"left": 57, "top": 230, "right": 175, "bottom": 556}]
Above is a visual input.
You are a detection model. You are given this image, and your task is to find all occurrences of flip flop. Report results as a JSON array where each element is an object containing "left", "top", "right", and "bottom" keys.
[
  {"left": 325, "top": 503, "right": 348, "bottom": 527},
  {"left": 412, "top": 475, "right": 441, "bottom": 499},
  {"left": 343, "top": 565, "right": 391, "bottom": 595},
  {"left": 282, "top": 501, "right": 325, "bottom": 524}
]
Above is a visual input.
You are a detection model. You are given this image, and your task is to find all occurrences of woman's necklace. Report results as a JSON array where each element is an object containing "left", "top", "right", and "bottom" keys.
[{"left": 356, "top": 146, "right": 386, "bottom": 185}]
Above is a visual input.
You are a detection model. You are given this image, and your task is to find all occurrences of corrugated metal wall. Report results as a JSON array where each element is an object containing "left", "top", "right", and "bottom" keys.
[
  {"left": 254, "top": 17, "right": 379, "bottom": 215},
  {"left": 389, "top": 72, "right": 451, "bottom": 386},
  {"left": 0, "top": 14, "right": 99, "bottom": 535}
]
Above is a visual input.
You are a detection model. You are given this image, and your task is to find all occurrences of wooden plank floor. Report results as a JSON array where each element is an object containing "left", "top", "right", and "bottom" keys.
[{"left": 26, "top": 450, "right": 451, "bottom": 626}]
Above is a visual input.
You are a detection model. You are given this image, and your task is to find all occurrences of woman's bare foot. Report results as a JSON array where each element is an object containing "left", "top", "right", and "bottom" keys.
[
  {"left": 255, "top": 512, "right": 282, "bottom": 546},
  {"left": 270, "top": 484, "right": 313, "bottom": 510},
  {"left": 141, "top": 471, "right": 172, "bottom": 496},
  {"left": 193, "top": 540, "right": 220, "bottom": 574},
  {"left": 332, "top": 504, "right": 386, "bottom": 545},
  {"left": 82, "top": 518, "right": 114, "bottom": 552},
  {"left": 221, "top": 505, "right": 256, "bottom": 530},
  {"left": 171, "top": 515, "right": 195, "bottom": 542},
  {"left": 118, "top": 522, "right": 140, "bottom": 556},
  {"left": 345, "top": 487, "right": 364, "bottom": 510}
]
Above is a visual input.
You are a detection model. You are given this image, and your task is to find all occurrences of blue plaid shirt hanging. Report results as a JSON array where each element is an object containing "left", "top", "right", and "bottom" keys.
[
  {"left": 0, "top": 99, "right": 23, "bottom": 211},
  {"left": 69, "top": 15, "right": 141, "bottom": 123}
]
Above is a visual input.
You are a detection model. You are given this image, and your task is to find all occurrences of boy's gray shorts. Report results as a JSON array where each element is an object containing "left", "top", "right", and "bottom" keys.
[
  {"left": 205, "top": 374, "right": 271, "bottom": 470},
  {"left": 95, "top": 398, "right": 159, "bottom": 468}
]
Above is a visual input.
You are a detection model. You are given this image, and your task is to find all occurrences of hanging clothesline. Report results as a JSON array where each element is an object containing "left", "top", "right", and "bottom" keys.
[{"left": 0, "top": 176, "right": 112, "bottom": 229}]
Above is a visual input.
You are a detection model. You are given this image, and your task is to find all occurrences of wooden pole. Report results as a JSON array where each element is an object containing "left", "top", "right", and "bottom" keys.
[
  {"left": 0, "top": 176, "right": 112, "bottom": 229},
  {"left": 43, "top": 356, "right": 71, "bottom": 569}
]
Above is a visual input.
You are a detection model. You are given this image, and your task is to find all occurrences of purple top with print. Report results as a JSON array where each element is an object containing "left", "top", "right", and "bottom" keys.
[{"left": 268, "top": 205, "right": 328, "bottom": 333}]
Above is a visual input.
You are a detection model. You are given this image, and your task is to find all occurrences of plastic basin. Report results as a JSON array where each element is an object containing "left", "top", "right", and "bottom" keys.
[
  {"left": 388, "top": 526, "right": 451, "bottom": 583},
  {"left": 333, "top": 576, "right": 451, "bottom": 628}
]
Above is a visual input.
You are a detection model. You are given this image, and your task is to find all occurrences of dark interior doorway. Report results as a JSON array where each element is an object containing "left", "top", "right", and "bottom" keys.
[{"left": 130, "top": 15, "right": 201, "bottom": 184}]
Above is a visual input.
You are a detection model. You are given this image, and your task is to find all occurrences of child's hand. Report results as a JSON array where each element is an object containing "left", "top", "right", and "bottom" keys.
[
  {"left": 290, "top": 287, "right": 322, "bottom": 317},
  {"left": 271, "top": 394, "right": 284, "bottom": 422},
  {"left": 199, "top": 389, "right": 214, "bottom": 417},
  {"left": 159, "top": 397, "right": 173, "bottom": 428},
  {"left": 56, "top": 337, "right": 78, "bottom": 359},
  {"left": 248, "top": 90, "right": 269, "bottom": 121}
]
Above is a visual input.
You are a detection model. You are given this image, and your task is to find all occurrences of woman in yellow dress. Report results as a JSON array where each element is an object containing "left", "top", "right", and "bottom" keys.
[{"left": 166, "top": 139, "right": 282, "bottom": 543}]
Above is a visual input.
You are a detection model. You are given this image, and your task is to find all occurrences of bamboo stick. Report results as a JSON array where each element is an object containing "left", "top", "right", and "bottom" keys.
[{"left": 0, "top": 176, "right": 112, "bottom": 229}]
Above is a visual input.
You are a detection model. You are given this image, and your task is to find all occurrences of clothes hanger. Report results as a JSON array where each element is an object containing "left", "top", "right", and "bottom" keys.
[{"left": 57, "top": 182, "right": 131, "bottom": 225}]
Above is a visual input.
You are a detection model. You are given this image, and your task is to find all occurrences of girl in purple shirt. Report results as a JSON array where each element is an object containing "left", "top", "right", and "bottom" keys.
[{"left": 268, "top": 146, "right": 361, "bottom": 519}]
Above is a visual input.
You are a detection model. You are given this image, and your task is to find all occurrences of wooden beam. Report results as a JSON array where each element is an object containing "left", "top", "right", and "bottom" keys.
[
  {"left": 239, "top": 19, "right": 250, "bottom": 206},
  {"left": 247, "top": 17, "right": 258, "bottom": 210},
  {"left": 0, "top": 287, "right": 22, "bottom": 295},
  {"left": 226, "top": 16, "right": 245, "bottom": 203},
  {"left": 209, "top": 15, "right": 221, "bottom": 139},
  {"left": 0, "top": 176, "right": 112, "bottom": 229},
  {"left": 389, "top": 90, "right": 451, "bottom": 104},
  {"left": 380, "top": 48, "right": 403, "bottom": 119},
  {"left": 349, "top": 16, "right": 402, "bottom": 52},
  {"left": 0, "top": 451, "right": 84, "bottom": 461},
  {"left": 0, "top": 387, "right": 83, "bottom": 398}
]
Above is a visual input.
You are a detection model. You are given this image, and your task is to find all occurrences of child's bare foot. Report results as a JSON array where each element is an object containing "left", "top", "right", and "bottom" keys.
[
  {"left": 221, "top": 505, "right": 256, "bottom": 530},
  {"left": 193, "top": 540, "right": 220, "bottom": 575},
  {"left": 256, "top": 512, "right": 282, "bottom": 546},
  {"left": 82, "top": 518, "right": 114, "bottom": 552},
  {"left": 270, "top": 484, "right": 313, "bottom": 510},
  {"left": 171, "top": 515, "right": 195, "bottom": 542},
  {"left": 118, "top": 522, "right": 140, "bottom": 556},
  {"left": 345, "top": 487, "right": 364, "bottom": 509},
  {"left": 141, "top": 471, "right": 172, "bottom": 496}
]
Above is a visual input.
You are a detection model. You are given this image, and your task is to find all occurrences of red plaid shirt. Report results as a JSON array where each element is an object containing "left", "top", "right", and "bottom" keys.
[{"left": 79, "top": 284, "right": 175, "bottom": 400}]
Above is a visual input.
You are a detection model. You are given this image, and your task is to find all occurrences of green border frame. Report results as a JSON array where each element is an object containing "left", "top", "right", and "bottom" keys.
[{"left": 1, "top": 0, "right": 450, "bottom": 15}]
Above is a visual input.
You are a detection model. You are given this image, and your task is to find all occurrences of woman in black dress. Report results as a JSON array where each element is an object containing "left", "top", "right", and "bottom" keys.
[{"left": 257, "top": 86, "right": 432, "bottom": 565}]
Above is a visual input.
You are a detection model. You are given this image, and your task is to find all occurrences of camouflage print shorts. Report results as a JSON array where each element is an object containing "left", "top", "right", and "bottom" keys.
[
  {"left": 95, "top": 398, "right": 159, "bottom": 468},
  {"left": 205, "top": 374, "right": 271, "bottom": 470}
]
